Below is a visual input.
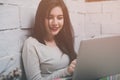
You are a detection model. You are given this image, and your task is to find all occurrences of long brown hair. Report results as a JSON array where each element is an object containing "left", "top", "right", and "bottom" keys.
[{"left": 32, "top": 0, "right": 76, "bottom": 62}]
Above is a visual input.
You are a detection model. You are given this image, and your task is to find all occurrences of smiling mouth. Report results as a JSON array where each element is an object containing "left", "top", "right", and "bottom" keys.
[{"left": 50, "top": 27, "right": 59, "bottom": 32}]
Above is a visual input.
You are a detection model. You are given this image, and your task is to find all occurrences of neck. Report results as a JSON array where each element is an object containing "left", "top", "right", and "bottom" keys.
[{"left": 44, "top": 39, "right": 57, "bottom": 47}]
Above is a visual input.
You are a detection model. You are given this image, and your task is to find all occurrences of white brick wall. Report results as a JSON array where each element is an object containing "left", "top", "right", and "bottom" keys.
[
  {"left": 0, "top": 0, "right": 120, "bottom": 76},
  {"left": 0, "top": 4, "right": 19, "bottom": 29},
  {"left": 20, "top": 6, "right": 36, "bottom": 28},
  {"left": 0, "top": 0, "right": 37, "bottom": 76}
]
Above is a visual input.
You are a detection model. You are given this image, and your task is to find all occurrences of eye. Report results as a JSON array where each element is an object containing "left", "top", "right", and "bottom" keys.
[
  {"left": 57, "top": 16, "right": 63, "bottom": 20},
  {"left": 47, "top": 16, "right": 53, "bottom": 20}
]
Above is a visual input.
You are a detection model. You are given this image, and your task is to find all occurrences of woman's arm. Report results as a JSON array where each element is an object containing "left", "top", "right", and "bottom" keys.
[{"left": 22, "top": 39, "right": 71, "bottom": 80}]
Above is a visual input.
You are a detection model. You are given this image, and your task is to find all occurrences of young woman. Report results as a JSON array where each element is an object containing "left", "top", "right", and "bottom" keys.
[{"left": 22, "top": 0, "right": 76, "bottom": 80}]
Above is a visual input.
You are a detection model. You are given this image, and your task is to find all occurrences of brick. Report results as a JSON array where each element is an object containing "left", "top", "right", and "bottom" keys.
[
  {"left": 111, "top": 13, "right": 120, "bottom": 24},
  {"left": 0, "top": 29, "right": 30, "bottom": 57},
  {"left": 78, "top": 3, "right": 87, "bottom": 13},
  {"left": 69, "top": 12, "right": 85, "bottom": 37},
  {"left": 0, "top": 5, "right": 19, "bottom": 29},
  {"left": 0, "top": 0, "right": 40, "bottom": 7},
  {"left": 20, "top": 7, "right": 36, "bottom": 28},
  {"left": 0, "top": 55, "right": 16, "bottom": 74},
  {"left": 0, "top": 0, "right": 22, "bottom": 5},
  {"left": 72, "top": 0, "right": 85, "bottom": 2},
  {"left": 84, "top": 23, "right": 101, "bottom": 38},
  {"left": 64, "top": 0, "right": 86, "bottom": 13},
  {"left": 85, "top": 13, "right": 102, "bottom": 24},
  {"left": 101, "top": 12, "right": 120, "bottom": 26},
  {"left": 101, "top": 13, "right": 112, "bottom": 24},
  {"left": 0, "top": 53, "right": 21, "bottom": 75},
  {"left": 74, "top": 33, "right": 85, "bottom": 53},
  {"left": 102, "top": 23, "right": 120, "bottom": 34},
  {"left": 19, "top": 0, "right": 40, "bottom": 8},
  {"left": 102, "top": 1, "right": 120, "bottom": 13},
  {"left": 85, "top": 2, "right": 102, "bottom": 13}
]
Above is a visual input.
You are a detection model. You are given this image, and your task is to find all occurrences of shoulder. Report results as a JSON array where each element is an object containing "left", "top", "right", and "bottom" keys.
[
  {"left": 23, "top": 37, "right": 44, "bottom": 48},
  {"left": 23, "top": 37, "right": 37, "bottom": 48},
  {"left": 24, "top": 37, "right": 37, "bottom": 44}
]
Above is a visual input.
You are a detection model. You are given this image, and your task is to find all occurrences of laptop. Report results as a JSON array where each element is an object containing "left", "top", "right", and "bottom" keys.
[{"left": 72, "top": 35, "right": 120, "bottom": 80}]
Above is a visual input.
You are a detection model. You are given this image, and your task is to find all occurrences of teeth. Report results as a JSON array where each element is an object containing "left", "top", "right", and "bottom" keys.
[{"left": 50, "top": 27, "right": 58, "bottom": 30}]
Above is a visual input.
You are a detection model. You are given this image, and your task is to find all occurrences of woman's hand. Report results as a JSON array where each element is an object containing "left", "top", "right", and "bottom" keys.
[{"left": 67, "top": 59, "right": 76, "bottom": 74}]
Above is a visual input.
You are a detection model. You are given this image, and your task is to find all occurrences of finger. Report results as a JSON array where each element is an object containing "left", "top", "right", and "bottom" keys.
[
  {"left": 69, "top": 66, "right": 74, "bottom": 72},
  {"left": 70, "top": 63, "right": 76, "bottom": 69},
  {"left": 72, "top": 59, "right": 77, "bottom": 65},
  {"left": 70, "top": 66, "right": 75, "bottom": 72}
]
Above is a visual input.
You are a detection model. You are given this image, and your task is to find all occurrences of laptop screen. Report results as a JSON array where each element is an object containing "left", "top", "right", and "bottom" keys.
[{"left": 72, "top": 35, "right": 120, "bottom": 80}]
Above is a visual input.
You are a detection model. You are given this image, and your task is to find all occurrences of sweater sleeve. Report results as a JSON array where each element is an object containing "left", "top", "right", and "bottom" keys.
[{"left": 22, "top": 39, "right": 71, "bottom": 80}]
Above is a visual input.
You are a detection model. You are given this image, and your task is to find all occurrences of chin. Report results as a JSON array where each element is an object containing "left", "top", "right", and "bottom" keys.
[
  {"left": 52, "top": 33, "right": 58, "bottom": 36},
  {"left": 52, "top": 31, "right": 60, "bottom": 36}
]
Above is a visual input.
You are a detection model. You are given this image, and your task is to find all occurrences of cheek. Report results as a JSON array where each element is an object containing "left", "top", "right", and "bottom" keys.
[
  {"left": 61, "top": 22, "right": 64, "bottom": 29},
  {"left": 60, "top": 20, "right": 64, "bottom": 28}
]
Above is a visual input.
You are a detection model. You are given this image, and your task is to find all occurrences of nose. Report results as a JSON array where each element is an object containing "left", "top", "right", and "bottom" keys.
[{"left": 52, "top": 18, "right": 58, "bottom": 26}]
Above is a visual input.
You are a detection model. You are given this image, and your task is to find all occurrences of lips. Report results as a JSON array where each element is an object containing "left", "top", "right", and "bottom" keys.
[{"left": 49, "top": 27, "right": 59, "bottom": 32}]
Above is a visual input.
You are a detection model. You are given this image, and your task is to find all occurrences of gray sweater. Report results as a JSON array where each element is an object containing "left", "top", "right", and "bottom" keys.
[{"left": 22, "top": 37, "right": 71, "bottom": 80}]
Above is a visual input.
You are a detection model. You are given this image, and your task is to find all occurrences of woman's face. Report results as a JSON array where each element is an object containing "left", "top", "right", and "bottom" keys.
[{"left": 45, "top": 6, "right": 64, "bottom": 37}]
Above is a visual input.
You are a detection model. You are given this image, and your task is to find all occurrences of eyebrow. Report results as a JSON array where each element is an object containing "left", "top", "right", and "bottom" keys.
[
  {"left": 58, "top": 15, "right": 63, "bottom": 16},
  {"left": 49, "top": 14, "right": 63, "bottom": 16}
]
